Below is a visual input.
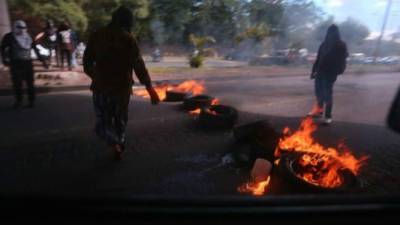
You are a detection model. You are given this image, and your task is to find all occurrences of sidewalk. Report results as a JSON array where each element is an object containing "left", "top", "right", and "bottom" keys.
[
  {"left": 1, "top": 58, "right": 399, "bottom": 96},
  {"left": 0, "top": 64, "right": 91, "bottom": 96},
  {"left": 1, "top": 63, "right": 309, "bottom": 96}
]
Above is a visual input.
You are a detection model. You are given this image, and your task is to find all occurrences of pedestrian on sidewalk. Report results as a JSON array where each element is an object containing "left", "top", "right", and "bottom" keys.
[
  {"left": 308, "top": 24, "right": 349, "bottom": 125},
  {"left": 57, "top": 21, "right": 76, "bottom": 71},
  {"left": 1, "top": 20, "right": 48, "bottom": 108},
  {"left": 83, "top": 6, "right": 160, "bottom": 160},
  {"left": 70, "top": 30, "right": 79, "bottom": 68},
  {"left": 35, "top": 19, "right": 59, "bottom": 68}
]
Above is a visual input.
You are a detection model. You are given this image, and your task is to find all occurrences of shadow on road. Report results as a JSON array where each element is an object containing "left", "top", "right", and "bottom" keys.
[{"left": 0, "top": 92, "right": 399, "bottom": 197}]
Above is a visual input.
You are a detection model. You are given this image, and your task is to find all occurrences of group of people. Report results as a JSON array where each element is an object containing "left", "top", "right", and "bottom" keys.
[
  {"left": 1, "top": 5, "right": 348, "bottom": 159},
  {"left": 34, "top": 20, "right": 80, "bottom": 71},
  {"left": 1, "top": 19, "right": 80, "bottom": 108}
]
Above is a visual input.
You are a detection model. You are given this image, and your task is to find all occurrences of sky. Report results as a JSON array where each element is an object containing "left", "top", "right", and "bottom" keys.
[{"left": 313, "top": 0, "right": 400, "bottom": 39}]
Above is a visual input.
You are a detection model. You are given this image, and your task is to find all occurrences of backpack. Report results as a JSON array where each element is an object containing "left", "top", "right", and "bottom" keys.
[
  {"left": 59, "top": 29, "right": 73, "bottom": 50},
  {"left": 338, "top": 48, "right": 348, "bottom": 75}
]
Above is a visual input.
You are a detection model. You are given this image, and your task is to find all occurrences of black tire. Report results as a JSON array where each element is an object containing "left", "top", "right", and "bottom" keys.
[
  {"left": 198, "top": 105, "right": 238, "bottom": 129},
  {"left": 279, "top": 152, "right": 361, "bottom": 194},
  {"left": 232, "top": 121, "right": 280, "bottom": 162},
  {"left": 233, "top": 120, "right": 278, "bottom": 142},
  {"left": 165, "top": 90, "right": 191, "bottom": 102},
  {"left": 183, "top": 95, "right": 213, "bottom": 111}
]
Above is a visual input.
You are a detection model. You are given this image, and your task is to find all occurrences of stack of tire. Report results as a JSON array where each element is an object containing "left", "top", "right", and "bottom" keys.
[{"left": 182, "top": 95, "right": 238, "bottom": 130}]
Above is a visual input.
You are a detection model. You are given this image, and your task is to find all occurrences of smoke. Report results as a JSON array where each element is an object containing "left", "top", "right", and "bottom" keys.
[
  {"left": 228, "top": 38, "right": 271, "bottom": 61},
  {"left": 150, "top": 19, "right": 165, "bottom": 45}
]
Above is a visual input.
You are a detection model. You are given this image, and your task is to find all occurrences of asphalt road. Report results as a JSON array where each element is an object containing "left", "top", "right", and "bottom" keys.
[{"left": 1, "top": 72, "right": 400, "bottom": 198}]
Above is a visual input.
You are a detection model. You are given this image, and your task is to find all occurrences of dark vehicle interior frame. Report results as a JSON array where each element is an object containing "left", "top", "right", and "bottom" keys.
[{"left": 1, "top": 194, "right": 399, "bottom": 224}]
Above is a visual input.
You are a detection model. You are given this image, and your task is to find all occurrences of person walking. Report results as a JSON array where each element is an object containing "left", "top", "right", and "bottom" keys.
[
  {"left": 70, "top": 29, "right": 79, "bottom": 68},
  {"left": 57, "top": 22, "right": 75, "bottom": 71},
  {"left": 35, "top": 19, "right": 59, "bottom": 68},
  {"left": 1, "top": 20, "right": 48, "bottom": 108},
  {"left": 83, "top": 6, "right": 160, "bottom": 160},
  {"left": 309, "top": 24, "right": 349, "bottom": 125}
]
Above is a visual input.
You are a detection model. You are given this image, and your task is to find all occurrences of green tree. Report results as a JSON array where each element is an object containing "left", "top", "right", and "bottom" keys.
[
  {"left": 188, "top": 33, "right": 216, "bottom": 68},
  {"left": 187, "top": 0, "right": 237, "bottom": 46},
  {"left": 151, "top": 0, "right": 193, "bottom": 44},
  {"left": 276, "top": 0, "right": 324, "bottom": 51},
  {"left": 8, "top": 0, "right": 87, "bottom": 36},
  {"left": 246, "top": 0, "right": 284, "bottom": 35},
  {"left": 82, "top": 0, "right": 151, "bottom": 40},
  {"left": 235, "top": 25, "right": 269, "bottom": 44}
]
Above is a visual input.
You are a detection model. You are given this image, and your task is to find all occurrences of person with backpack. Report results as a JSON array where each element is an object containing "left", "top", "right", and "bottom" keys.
[
  {"left": 83, "top": 6, "right": 160, "bottom": 160},
  {"left": 308, "top": 24, "right": 349, "bottom": 125},
  {"left": 57, "top": 22, "right": 75, "bottom": 71},
  {"left": 1, "top": 20, "right": 48, "bottom": 108}
]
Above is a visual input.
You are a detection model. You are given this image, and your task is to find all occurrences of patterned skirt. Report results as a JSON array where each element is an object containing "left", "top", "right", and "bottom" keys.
[{"left": 92, "top": 92, "right": 130, "bottom": 147}]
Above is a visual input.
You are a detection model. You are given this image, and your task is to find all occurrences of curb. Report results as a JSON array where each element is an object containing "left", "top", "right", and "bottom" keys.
[{"left": 0, "top": 85, "right": 90, "bottom": 96}]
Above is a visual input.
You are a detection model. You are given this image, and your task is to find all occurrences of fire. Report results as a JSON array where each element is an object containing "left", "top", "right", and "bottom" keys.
[
  {"left": 189, "top": 98, "right": 220, "bottom": 115},
  {"left": 206, "top": 108, "right": 218, "bottom": 116},
  {"left": 133, "top": 83, "right": 169, "bottom": 101},
  {"left": 189, "top": 108, "right": 218, "bottom": 116},
  {"left": 238, "top": 176, "right": 271, "bottom": 196},
  {"left": 309, "top": 104, "right": 323, "bottom": 115},
  {"left": 275, "top": 117, "right": 368, "bottom": 188},
  {"left": 211, "top": 98, "right": 220, "bottom": 106},
  {"left": 133, "top": 80, "right": 205, "bottom": 101},
  {"left": 189, "top": 108, "right": 201, "bottom": 115},
  {"left": 173, "top": 80, "right": 205, "bottom": 95}
]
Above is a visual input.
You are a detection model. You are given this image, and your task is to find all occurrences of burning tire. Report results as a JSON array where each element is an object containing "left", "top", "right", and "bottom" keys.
[
  {"left": 279, "top": 152, "right": 361, "bottom": 193},
  {"left": 232, "top": 121, "right": 280, "bottom": 162},
  {"left": 198, "top": 105, "right": 238, "bottom": 129},
  {"left": 183, "top": 95, "right": 214, "bottom": 111},
  {"left": 165, "top": 90, "right": 191, "bottom": 102}
]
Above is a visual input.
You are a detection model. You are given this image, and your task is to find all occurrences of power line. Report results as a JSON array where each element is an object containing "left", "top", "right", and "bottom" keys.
[{"left": 373, "top": 0, "right": 393, "bottom": 61}]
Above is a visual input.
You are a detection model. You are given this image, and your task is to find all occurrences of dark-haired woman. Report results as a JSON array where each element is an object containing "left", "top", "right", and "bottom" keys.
[{"left": 309, "top": 24, "right": 349, "bottom": 125}]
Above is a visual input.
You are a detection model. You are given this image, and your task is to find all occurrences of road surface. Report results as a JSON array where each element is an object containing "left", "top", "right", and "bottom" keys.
[{"left": 1, "top": 72, "right": 400, "bottom": 197}]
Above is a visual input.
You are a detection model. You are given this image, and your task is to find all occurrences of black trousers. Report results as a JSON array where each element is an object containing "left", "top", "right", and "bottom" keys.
[
  {"left": 314, "top": 75, "right": 337, "bottom": 118},
  {"left": 10, "top": 60, "right": 35, "bottom": 103},
  {"left": 48, "top": 46, "right": 59, "bottom": 66},
  {"left": 60, "top": 49, "right": 72, "bottom": 69}
]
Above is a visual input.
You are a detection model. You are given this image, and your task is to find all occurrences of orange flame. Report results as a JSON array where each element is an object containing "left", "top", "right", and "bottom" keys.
[
  {"left": 189, "top": 98, "right": 219, "bottom": 116},
  {"left": 133, "top": 80, "right": 205, "bottom": 101},
  {"left": 189, "top": 108, "right": 201, "bottom": 115},
  {"left": 173, "top": 80, "right": 205, "bottom": 95},
  {"left": 133, "top": 84, "right": 170, "bottom": 101},
  {"left": 310, "top": 104, "right": 323, "bottom": 115},
  {"left": 206, "top": 108, "right": 218, "bottom": 116},
  {"left": 238, "top": 176, "right": 271, "bottom": 196},
  {"left": 275, "top": 117, "right": 368, "bottom": 188},
  {"left": 189, "top": 108, "right": 218, "bottom": 116},
  {"left": 211, "top": 98, "right": 220, "bottom": 105}
]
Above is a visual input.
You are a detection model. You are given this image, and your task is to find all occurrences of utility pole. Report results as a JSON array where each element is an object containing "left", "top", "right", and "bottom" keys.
[{"left": 373, "top": 0, "right": 392, "bottom": 63}]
